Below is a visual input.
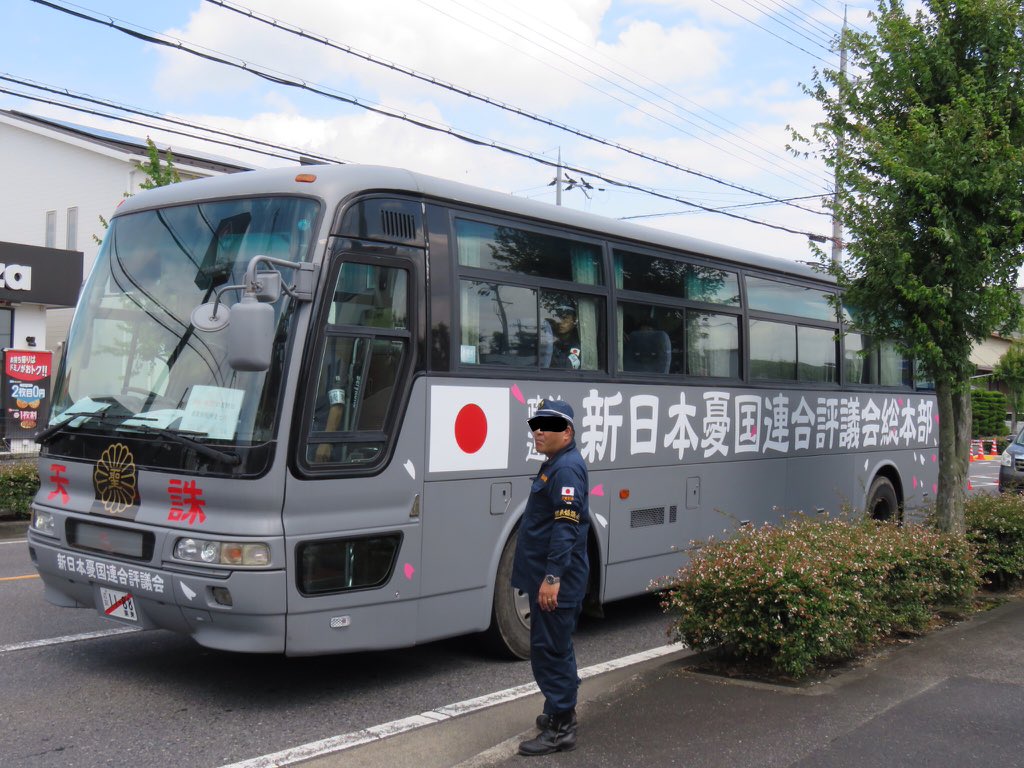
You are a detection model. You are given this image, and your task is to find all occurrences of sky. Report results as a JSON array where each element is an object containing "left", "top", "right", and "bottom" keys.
[{"left": 1, "top": 0, "right": 885, "bottom": 261}]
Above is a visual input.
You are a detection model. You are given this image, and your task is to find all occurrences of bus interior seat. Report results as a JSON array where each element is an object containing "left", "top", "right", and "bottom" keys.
[{"left": 624, "top": 329, "right": 671, "bottom": 372}]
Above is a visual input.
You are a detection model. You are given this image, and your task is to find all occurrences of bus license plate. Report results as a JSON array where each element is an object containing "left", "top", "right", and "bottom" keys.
[{"left": 100, "top": 587, "right": 138, "bottom": 622}]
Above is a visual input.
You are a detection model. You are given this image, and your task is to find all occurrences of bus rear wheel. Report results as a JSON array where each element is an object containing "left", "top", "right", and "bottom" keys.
[
  {"left": 867, "top": 475, "right": 900, "bottom": 522},
  {"left": 483, "top": 530, "right": 531, "bottom": 660}
]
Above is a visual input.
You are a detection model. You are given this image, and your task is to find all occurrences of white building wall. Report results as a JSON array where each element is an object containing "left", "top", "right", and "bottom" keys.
[
  {"left": 0, "top": 121, "right": 133, "bottom": 276},
  {"left": 11, "top": 304, "right": 47, "bottom": 351},
  {"left": 0, "top": 116, "right": 232, "bottom": 356}
]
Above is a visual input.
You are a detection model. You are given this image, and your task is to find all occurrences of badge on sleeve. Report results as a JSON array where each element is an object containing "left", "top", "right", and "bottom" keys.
[{"left": 561, "top": 486, "right": 575, "bottom": 504}]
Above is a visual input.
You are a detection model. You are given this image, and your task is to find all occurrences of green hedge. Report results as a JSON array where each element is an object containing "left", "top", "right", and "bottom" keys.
[
  {"left": 972, "top": 389, "right": 1008, "bottom": 437},
  {"left": 965, "top": 493, "right": 1024, "bottom": 589},
  {"left": 0, "top": 460, "right": 39, "bottom": 519},
  {"left": 660, "top": 516, "right": 979, "bottom": 678}
]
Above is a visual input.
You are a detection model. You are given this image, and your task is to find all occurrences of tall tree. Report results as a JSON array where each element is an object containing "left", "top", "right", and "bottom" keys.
[{"left": 796, "top": 0, "right": 1024, "bottom": 532}]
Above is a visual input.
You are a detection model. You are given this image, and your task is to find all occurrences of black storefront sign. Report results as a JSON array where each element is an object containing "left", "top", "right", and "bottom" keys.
[{"left": 0, "top": 241, "right": 83, "bottom": 306}]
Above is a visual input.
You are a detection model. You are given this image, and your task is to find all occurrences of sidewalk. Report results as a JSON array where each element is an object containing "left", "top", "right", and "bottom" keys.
[{"left": 455, "top": 596, "right": 1024, "bottom": 767}]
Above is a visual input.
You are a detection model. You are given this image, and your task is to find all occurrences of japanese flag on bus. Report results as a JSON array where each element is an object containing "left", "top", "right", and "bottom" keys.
[{"left": 428, "top": 385, "right": 510, "bottom": 473}]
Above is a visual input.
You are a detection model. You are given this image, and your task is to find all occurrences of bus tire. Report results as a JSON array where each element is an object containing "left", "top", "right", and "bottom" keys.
[
  {"left": 867, "top": 475, "right": 900, "bottom": 522},
  {"left": 483, "top": 530, "right": 531, "bottom": 660}
]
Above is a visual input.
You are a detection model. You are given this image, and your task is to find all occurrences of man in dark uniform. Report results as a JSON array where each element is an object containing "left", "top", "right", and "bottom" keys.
[{"left": 512, "top": 399, "right": 590, "bottom": 756}]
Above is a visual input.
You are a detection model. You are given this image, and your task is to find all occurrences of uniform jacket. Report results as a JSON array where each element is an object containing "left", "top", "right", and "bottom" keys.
[{"left": 511, "top": 440, "right": 590, "bottom": 607}]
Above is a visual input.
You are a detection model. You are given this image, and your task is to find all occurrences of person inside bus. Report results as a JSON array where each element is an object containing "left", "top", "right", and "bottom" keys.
[
  {"left": 540, "top": 302, "right": 582, "bottom": 370},
  {"left": 512, "top": 399, "right": 590, "bottom": 756}
]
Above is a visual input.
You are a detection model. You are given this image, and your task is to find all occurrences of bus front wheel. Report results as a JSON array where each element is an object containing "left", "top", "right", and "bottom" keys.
[
  {"left": 483, "top": 530, "right": 531, "bottom": 660},
  {"left": 867, "top": 475, "right": 900, "bottom": 522}
]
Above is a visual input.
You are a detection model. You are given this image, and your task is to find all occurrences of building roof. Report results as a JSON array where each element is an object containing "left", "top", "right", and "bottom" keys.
[{"left": 0, "top": 110, "right": 251, "bottom": 175}]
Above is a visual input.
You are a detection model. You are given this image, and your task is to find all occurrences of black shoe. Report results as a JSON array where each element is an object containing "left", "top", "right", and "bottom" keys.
[
  {"left": 535, "top": 713, "right": 550, "bottom": 730},
  {"left": 519, "top": 710, "right": 578, "bottom": 756}
]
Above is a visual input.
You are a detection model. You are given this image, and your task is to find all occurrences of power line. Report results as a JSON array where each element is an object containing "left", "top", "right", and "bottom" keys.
[
  {"left": 29, "top": 0, "right": 831, "bottom": 241},
  {"left": 621, "top": 194, "right": 828, "bottom": 220},
  {"left": 0, "top": 83, "right": 339, "bottom": 166},
  {"left": 705, "top": 0, "right": 832, "bottom": 61},
  {"left": 440, "top": 0, "right": 832, "bottom": 192},
  {"left": 206, "top": 0, "right": 827, "bottom": 214},
  {"left": 736, "top": 0, "right": 836, "bottom": 53},
  {"left": 0, "top": 73, "right": 345, "bottom": 165}
]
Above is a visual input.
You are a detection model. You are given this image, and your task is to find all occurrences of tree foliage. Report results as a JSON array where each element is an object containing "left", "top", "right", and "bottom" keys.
[
  {"left": 93, "top": 137, "right": 181, "bottom": 244},
  {"left": 796, "top": 0, "right": 1024, "bottom": 532},
  {"left": 994, "top": 341, "right": 1024, "bottom": 430}
]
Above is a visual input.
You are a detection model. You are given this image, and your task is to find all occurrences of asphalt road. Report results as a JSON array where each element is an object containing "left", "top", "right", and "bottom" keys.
[
  {"left": 0, "top": 533, "right": 670, "bottom": 768},
  {"left": 0, "top": 458, "right": 1001, "bottom": 768}
]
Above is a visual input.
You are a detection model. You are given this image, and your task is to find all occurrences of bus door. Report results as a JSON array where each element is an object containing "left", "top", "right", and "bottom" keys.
[{"left": 282, "top": 255, "right": 424, "bottom": 656}]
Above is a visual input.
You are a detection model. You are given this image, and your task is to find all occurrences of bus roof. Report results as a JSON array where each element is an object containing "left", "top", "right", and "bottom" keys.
[{"left": 114, "top": 163, "right": 831, "bottom": 284}]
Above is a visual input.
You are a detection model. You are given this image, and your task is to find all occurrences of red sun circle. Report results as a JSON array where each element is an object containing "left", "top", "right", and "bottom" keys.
[{"left": 454, "top": 403, "right": 488, "bottom": 454}]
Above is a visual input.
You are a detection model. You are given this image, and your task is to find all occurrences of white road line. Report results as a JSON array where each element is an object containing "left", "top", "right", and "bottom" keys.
[
  {"left": 0, "top": 627, "right": 140, "bottom": 654},
  {"left": 0, "top": 538, "right": 28, "bottom": 545},
  {"left": 216, "top": 643, "right": 685, "bottom": 768}
]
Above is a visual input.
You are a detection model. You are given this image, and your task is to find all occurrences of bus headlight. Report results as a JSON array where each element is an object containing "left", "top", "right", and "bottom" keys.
[
  {"left": 31, "top": 509, "right": 56, "bottom": 537},
  {"left": 174, "top": 538, "right": 271, "bottom": 567}
]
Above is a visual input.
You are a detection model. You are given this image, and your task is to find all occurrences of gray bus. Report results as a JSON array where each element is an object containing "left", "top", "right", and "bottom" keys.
[{"left": 27, "top": 165, "right": 937, "bottom": 657}]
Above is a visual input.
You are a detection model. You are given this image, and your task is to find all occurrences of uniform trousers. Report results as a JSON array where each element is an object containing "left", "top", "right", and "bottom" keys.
[{"left": 530, "top": 597, "right": 584, "bottom": 715}]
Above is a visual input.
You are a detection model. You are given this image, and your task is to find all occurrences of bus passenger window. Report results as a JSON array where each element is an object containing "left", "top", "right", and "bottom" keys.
[
  {"left": 686, "top": 312, "right": 739, "bottom": 377},
  {"left": 749, "top": 319, "right": 797, "bottom": 380},
  {"left": 618, "top": 302, "right": 681, "bottom": 374},
  {"left": 540, "top": 291, "right": 605, "bottom": 371},
  {"left": 459, "top": 281, "right": 538, "bottom": 366}
]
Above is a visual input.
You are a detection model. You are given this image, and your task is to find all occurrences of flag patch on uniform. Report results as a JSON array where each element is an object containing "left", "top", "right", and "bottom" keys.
[{"left": 561, "top": 486, "right": 575, "bottom": 503}]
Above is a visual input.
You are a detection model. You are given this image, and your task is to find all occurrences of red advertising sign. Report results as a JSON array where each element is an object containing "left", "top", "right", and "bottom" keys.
[{"left": 3, "top": 349, "right": 52, "bottom": 438}]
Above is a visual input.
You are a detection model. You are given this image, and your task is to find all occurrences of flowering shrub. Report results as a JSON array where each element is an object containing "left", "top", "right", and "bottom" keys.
[
  {"left": 0, "top": 460, "right": 39, "bottom": 519},
  {"left": 965, "top": 493, "right": 1024, "bottom": 589},
  {"left": 659, "top": 516, "right": 979, "bottom": 678}
]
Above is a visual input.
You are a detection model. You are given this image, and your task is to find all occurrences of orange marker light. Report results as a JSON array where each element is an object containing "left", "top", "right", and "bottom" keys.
[
  {"left": 619, "top": 489, "right": 630, "bottom": 500},
  {"left": 295, "top": 173, "right": 317, "bottom": 183}
]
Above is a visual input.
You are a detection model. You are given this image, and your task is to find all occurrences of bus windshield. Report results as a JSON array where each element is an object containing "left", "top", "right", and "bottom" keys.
[{"left": 48, "top": 196, "right": 320, "bottom": 464}]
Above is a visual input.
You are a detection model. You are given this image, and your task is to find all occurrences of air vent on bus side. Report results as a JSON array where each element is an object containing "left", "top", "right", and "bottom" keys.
[
  {"left": 630, "top": 505, "right": 678, "bottom": 528},
  {"left": 333, "top": 198, "right": 425, "bottom": 247}
]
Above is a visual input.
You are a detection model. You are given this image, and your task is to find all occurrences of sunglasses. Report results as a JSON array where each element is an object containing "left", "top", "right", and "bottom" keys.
[{"left": 528, "top": 416, "right": 569, "bottom": 433}]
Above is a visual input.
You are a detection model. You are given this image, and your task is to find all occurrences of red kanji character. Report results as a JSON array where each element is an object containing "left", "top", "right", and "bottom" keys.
[
  {"left": 47, "top": 464, "right": 69, "bottom": 505},
  {"left": 167, "top": 478, "right": 206, "bottom": 525}
]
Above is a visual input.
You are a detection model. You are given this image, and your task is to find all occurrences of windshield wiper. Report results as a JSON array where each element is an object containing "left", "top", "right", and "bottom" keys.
[
  {"left": 35, "top": 410, "right": 113, "bottom": 445},
  {"left": 116, "top": 423, "right": 242, "bottom": 466}
]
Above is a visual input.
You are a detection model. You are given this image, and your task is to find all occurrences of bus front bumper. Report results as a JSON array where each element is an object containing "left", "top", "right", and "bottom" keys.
[{"left": 28, "top": 534, "right": 287, "bottom": 654}]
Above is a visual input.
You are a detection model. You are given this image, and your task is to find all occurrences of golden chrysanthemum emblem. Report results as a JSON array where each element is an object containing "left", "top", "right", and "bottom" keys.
[{"left": 93, "top": 443, "right": 137, "bottom": 515}]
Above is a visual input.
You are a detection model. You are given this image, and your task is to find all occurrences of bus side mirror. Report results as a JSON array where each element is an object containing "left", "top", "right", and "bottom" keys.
[
  {"left": 190, "top": 255, "right": 317, "bottom": 373},
  {"left": 227, "top": 295, "right": 275, "bottom": 372}
]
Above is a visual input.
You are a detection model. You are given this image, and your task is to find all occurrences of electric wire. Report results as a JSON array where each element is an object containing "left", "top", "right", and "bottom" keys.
[
  {"left": 736, "top": 0, "right": 836, "bottom": 53},
  {"left": 467, "top": 0, "right": 831, "bottom": 187},
  {"left": 441, "top": 0, "right": 832, "bottom": 192},
  {"left": 28, "top": 0, "right": 832, "bottom": 240},
  {"left": 208, "top": 0, "right": 828, "bottom": 211},
  {"left": 0, "top": 74, "right": 344, "bottom": 165},
  {"left": 0, "top": 84, "right": 343, "bottom": 166},
  {"left": 705, "top": 0, "right": 831, "bottom": 61}
]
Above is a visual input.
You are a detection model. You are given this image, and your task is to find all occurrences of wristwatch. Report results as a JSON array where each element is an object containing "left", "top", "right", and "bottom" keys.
[{"left": 544, "top": 575, "right": 560, "bottom": 585}]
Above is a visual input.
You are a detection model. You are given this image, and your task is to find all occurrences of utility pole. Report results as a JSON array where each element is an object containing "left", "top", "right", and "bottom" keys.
[{"left": 831, "top": 6, "right": 848, "bottom": 265}]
